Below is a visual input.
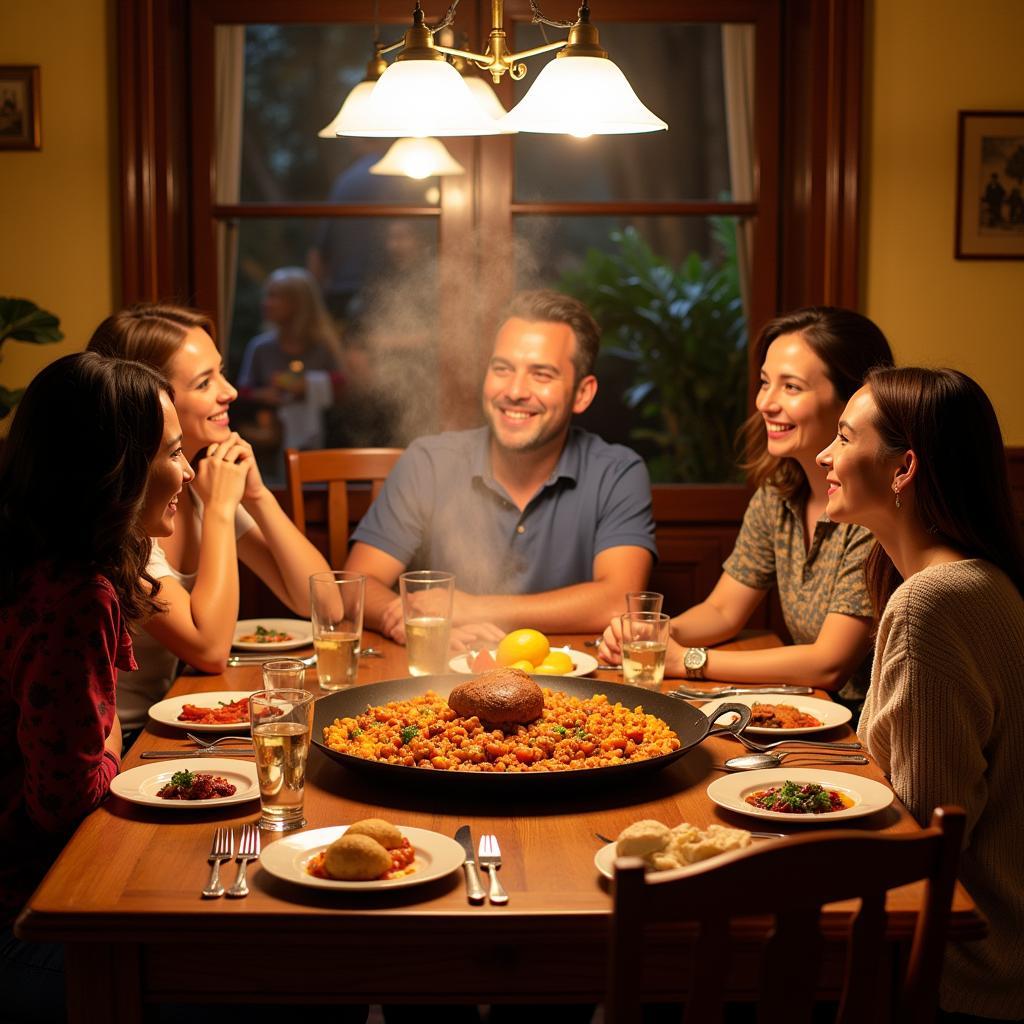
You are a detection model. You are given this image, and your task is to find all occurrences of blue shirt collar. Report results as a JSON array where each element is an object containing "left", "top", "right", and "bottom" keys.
[{"left": 472, "top": 426, "right": 583, "bottom": 491}]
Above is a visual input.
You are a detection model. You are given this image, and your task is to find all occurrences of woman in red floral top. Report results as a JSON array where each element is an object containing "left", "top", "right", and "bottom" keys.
[{"left": 0, "top": 352, "right": 193, "bottom": 1022}]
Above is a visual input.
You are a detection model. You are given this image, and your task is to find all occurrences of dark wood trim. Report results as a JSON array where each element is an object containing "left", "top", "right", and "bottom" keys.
[
  {"left": 211, "top": 203, "right": 441, "bottom": 219},
  {"left": 510, "top": 202, "right": 760, "bottom": 217}
]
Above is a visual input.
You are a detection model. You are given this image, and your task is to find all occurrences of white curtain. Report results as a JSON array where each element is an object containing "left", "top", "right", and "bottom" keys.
[
  {"left": 721, "top": 24, "right": 756, "bottom": 325},
  {"left": 215, "top": 26, "right": 245, "bottom": 342}
]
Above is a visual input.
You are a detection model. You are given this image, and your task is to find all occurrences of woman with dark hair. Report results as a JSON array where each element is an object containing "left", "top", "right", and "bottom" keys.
[
  {"left": 0, "top": 352, "right": 192, "bottom": 1020},
  {"left": 600, "top": 307, "right": 894, "bottom": 703},
  {"left": 88, "top": 304, "right": 330, "bottom": 733},
  {"left": 818, "top": 367, "right": 1024, "bottom": 1022}
]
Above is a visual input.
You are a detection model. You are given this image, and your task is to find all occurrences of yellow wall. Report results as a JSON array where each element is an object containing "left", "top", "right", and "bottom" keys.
[
  {"left": 0, "top": 0, "right": 116, "bottom": 413},
  {"left": 863, "top": 0, "right": 1024, "bottom": 444}
]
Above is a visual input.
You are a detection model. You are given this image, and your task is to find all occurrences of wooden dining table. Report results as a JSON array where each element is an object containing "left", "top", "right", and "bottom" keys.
[{"left": 16, "top": 632, "right": 984, "bottom": 1022}]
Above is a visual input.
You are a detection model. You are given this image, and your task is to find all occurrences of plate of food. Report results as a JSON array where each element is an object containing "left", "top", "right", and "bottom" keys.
[
  {"left": 109, "top": 758, "right": 259, "bottom": 809},
  {"left": 259, "top": 820, "right": 465, "bottom": 891},
  {"left": 697, "top": 695, "right": 852, "bottom": 736},
  {"left": 706, "top": 768, "right": 894, "bottom": 822},
  {"left": 594, "top": 819, "right": 757, "bottom": 880},
  {"left": 233, "top": 618, "right": 313, "bottom": 652},
  {"left": 448, "top": 647, "right": 598, "bottom": 677},
  {"left": 148, "top": 690, "right": 259, "bottom": 732}
]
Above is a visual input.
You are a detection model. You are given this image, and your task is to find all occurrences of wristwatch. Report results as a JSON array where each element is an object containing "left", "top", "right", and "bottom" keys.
[{"left": 683, "top": 646, "right": 709, "bottom": 680}]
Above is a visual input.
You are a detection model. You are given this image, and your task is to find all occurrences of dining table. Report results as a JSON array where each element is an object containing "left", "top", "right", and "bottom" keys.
[{"left": 16, "top": 630, "right": 985, "bottom": 1022}]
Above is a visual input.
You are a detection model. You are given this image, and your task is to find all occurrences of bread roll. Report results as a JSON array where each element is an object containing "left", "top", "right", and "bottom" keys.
[
  {"left": 346, "top": 818, "right": 404, "bottom": 850},
  {"left": 615, "top": 819, "right": 672, "bottom": 858},
  {"left": 323, "top": 834, "right": 392, "bottom": 881},
  {"left": 448, "top": 667, "right": 545, "bottom": 726}
]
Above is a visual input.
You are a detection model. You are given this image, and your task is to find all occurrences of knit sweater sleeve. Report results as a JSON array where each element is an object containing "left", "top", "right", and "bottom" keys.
[{"left": 864, "top": 581, "right": 993, "bottom": 838}]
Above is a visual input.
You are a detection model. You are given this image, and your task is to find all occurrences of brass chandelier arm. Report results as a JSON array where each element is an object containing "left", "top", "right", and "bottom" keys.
[{"left": 529, "top": 0, "right": 579, "bottom": 30}]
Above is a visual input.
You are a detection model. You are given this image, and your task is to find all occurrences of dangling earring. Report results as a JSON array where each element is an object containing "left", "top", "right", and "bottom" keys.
[{"left": 893, "top": 484, "right": 901, "bottom": 510}]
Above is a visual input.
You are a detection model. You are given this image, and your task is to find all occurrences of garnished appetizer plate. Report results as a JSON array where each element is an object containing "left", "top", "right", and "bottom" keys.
[
  {"left": 233, "top": 618, "right": 313, "bottom": 652},
  {"left": 448, "top": 647, "right": 599, "bottom": 677},
  {"left": 109, "top": 758, "right": 259, "bottom": 809},
  {"left": 697, "top": 694, "right": 852, "bottom": 736},
  {"left": 148, "top": 690, "right": 258, "bottom": 732}
]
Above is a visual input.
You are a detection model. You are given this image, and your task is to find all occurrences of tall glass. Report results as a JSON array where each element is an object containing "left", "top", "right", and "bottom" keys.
[
  {"left": 249, "top": 688, "right": 314, "bottom": 832},
  {"left": 261, "top": 658, "right": 306, "bottom": 690},
  {"left": 399, "top": 570, "right": 454, "bottom": 676},
  {"left": 626, "top": 591, "right": 665, "bottom": 615},
  {"left": 310, "top": 571, "right": 365, "bottom": 690},
  {"left": 621, "top": 612, "right": 670, "bottom": 690}
]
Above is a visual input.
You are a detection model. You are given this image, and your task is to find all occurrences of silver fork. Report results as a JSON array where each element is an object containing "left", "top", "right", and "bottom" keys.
[
  {"left": 186, "top": 732, "right": 253, "bottom": 747},
  {"left": 722, "top": 731, "right": 862, "bottom": 753},
  {"left": 201, "top": 827, "right": 234, "bottom": 898},
  {"left": 477, "top": 834, "right": 509, "bottom": 905},
  {"left": 226, "top": 823, "right": 261, "bottom": 898}
]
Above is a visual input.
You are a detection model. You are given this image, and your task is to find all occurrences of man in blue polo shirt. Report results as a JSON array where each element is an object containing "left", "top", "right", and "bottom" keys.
[{"left": 345, "top": 289, "right": 657, "bottom": 642}]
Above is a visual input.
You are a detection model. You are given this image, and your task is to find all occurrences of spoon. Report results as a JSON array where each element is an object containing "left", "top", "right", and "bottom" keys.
[{"left": 723, "top": 752, "right": 868, "bottom": 771}]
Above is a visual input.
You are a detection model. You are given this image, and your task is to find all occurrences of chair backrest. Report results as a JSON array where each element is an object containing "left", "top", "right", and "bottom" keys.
[
  {"left": 285, "top": 447, "right": 403, "bottom": 567},
  {"left": 607, "top": 806, "right": 965, "bottom": 1024}
]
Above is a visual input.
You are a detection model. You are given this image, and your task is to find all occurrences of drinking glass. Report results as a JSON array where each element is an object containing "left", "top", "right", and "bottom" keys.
[
  {"left": 261, "top": 658, "right": 306, "bottom": 690},
  {"left": 626, "top": 591, "right": 664, "bottom": 614},
  {"left": 399, "top": 570, "right": 454, "bottom": 676},
  {"left": 249, "top": 688, "right": 315, "bottom": 832},
  {"left": 621, "top": 612, "right": 670, "bottom": 690},
  {"left": 309, "top": 571, "right": 365, "bottom": 690}
]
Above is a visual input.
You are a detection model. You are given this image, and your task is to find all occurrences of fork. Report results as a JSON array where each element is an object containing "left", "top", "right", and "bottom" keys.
[
  {"left": 201, "top": 827, "right": 234, "bottom": 898},
  {"left": 477, "top": 834, "right": 509, "bottom": 905},
  {"left": 187, "top": 732, "right": 253, "bottom": 747},
  {"left": 720, "top": 730, "right": 862, "bottom": 753},
  {"left": 226, "top": 823, "right": 261, "bottom": 898}
]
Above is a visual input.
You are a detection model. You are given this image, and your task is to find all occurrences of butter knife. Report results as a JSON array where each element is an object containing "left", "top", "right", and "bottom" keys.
[
  {"left": 669, "top": 684, "right": 815, "bottom": 699},
  {"left": 140, "top": 748, "right": 254, "bottom": 759},
  {"left": 454, "top": 825, "right": 486, "bottom": 904}
]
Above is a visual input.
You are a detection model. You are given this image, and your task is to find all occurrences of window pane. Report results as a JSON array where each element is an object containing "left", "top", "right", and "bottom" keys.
[
  {"left": 512, "top": 23, "right": 741, "bottom": 203},
  {"left": 515, "top": 215, "right": 748, "bottom": 483},
  {"left": 222, "top": 216, "right": 439, "bottom": 484}
]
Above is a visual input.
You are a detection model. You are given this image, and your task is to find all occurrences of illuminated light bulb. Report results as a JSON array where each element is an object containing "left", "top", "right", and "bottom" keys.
[{"left": 369, "top": 137, "right": 465, "bottom": 179}]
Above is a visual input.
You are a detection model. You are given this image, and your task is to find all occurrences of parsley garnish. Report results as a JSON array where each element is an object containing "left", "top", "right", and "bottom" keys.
[
  {"left": 400, "top": 725, "right": 420, "bottom": 745},
  {"left": 169, "top": 770, "right": 194, "bottom": 789}
]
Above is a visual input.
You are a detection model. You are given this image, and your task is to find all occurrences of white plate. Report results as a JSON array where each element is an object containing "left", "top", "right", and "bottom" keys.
[
  {"left": 259, "top": 825, "right": 465, "bottom": 891},
  {"left": 109, "top": 758, "right": 259, "bottom": 809},
  {"left": 148, "top": 690, "right": 258, "bottom": 732},
  {"left": 706, "top": 768, "right": 894, "bottom": 823},
  {"left": 233, "top": 618, "right": 313, "bottom": 652},
  {"left": 698, "top": 695, "right": 852, "bottom": 736},
  {"left": 448, "top": 646, "right": 599, "bottom": 677}
]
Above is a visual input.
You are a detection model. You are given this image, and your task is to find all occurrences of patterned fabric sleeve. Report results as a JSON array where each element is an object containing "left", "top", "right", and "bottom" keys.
[
  {"left": 722, "top": 485, "right": 777, "bottom": 590},
  {"left": 827, "top": 524, "right": 875, "bottom": 618},
  {"left": 14, "top": 579, "right": 123, "bottom": 834}
]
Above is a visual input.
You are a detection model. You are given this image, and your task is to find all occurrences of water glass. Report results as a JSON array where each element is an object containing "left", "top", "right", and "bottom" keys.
[
  {"left": 249, "top": 688, "right": 315, "bottom": 832},
  {"left": 261, "top": 658, "right": 306, "bottom": 690},
  {"left": 621, "top": 612, "right": 670, "bottom": 690},
  {"left": 626, "top": 591, "right": 664, "bottom": 614},
  {"left": 399, "top": 570, "right": 454, "bottom": 676},
  {"left": 310, "top": 571, "right": 365, "bottom": 690}
]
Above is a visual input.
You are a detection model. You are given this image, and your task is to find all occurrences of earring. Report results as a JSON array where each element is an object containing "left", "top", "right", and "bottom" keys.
[{"left": 893, "top": 484, "right": 901, "bottom": 510}]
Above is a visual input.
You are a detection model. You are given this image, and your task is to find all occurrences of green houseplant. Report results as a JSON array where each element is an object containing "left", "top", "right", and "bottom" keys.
[
  {"left": 560, "top": 221, "right": 747, "bottom": 483},
  {"left": 0, "top": 298, "right": 64, "bottom": 420}
]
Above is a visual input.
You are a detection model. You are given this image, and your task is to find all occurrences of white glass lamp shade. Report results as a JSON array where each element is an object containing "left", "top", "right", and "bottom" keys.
[
  {"left": 500, "top": 55, "right": 668, "bottom": 136},
  {"left": 463, "top": 75, "right": 508, "bottom": 120},
  {"left": 336, "top": 59, "right": 504, "bottom": 137},
  {"left": 318, "top": 80, "right": 378, "bottom": 138},
  {"left": 369, "top": 137, "right": 465, "bottom": 179}
]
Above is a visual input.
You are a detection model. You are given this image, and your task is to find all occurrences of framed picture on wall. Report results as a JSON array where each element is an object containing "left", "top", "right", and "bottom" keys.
[
  {"left": 956, "top": 110, "right": 1024, "bottom": 259},
  {"left": 0, "top": 65, "right": 41, "bottom": 151}
]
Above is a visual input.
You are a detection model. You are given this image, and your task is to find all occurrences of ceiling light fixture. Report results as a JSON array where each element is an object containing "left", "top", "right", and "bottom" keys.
[
  {"left": 369, "top": 137, "right": 466, "bottom": 178},
  {"left": 337, "top": 1, "right": 667, "bottom": 138}
]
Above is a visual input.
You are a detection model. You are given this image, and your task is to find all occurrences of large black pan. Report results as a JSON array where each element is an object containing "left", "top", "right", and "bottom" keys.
[{"left": 311, "top": 674, "right": 750, "bottom": 793}]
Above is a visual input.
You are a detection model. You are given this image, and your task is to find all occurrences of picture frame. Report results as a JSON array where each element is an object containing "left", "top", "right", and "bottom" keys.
[
  {"left": 0, "top": 65, "right": 41, "bottom": 151},
  {"left": 955, "top": 110, "right": 1024, "bottom": 260}
]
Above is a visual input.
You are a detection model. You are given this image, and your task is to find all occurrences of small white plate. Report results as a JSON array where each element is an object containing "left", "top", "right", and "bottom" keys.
[
  {"left": 698, "top": 695, "right": 852, "bottom": 736},
  {"left": 233, "top": 618, "right": 313, "bottom": 652},
  {"left": 148, "top": 690, "right": 257, "bottom": 732},
  {"left": 448, "top": 646, "right": 599, "bottom": 677},
  {"left": 109, "top": 758, "right": 259, "bottom": 809},
  {"left": 706, "top": 768, "right": 894, "bottom": 823},
  {"left": 259, "top": 825, "right": 465, "bottom": 891},
  {"left": 594, "top": 834, "right": 775, "bottom": 880}
]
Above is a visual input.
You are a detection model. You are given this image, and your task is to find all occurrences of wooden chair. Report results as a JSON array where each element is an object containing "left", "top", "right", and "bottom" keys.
[
  {"left": 285, "top": 447, "right": 403, "bottom": 567},
  {"left": 607, "top": 806, "right": 966, "bottom": 1024}
]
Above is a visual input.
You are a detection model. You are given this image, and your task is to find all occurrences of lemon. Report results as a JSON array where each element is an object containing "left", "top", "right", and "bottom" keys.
[
  {"left": 536, "top": 650, "right": 574, "bottom": 675},
  {"left": 510, "top": 659, "right": 535, "bottom": 672},
  {"left": 496, "top": 628, "right": 550, "bottom": 668}
]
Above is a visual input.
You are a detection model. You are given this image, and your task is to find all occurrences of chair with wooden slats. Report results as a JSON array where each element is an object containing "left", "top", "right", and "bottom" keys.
[
  {"left": 284, "top": 447, "right": 403, "bottom": 568},
  {"left": 606, "top": 805, "right": 965, "bottom": 1024}
]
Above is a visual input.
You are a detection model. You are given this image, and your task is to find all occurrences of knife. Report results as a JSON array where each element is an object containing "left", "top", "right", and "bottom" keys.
[
  {"left": 454, "top": 825, "right": 486, "bottom": 904},
  {"left": 227, "top": 652, "right": 317, "bottom": 667},
  {"left": 139, "top": 749, "right": 255, "bottom": 759},
  {"left": 669, "top": 685, "right": 815, "bottom": 698}
]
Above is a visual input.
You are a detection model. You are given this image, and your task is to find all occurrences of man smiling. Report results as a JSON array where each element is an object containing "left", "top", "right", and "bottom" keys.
[{"left": 345, "top": 290, "right": 656, "bottom": 642}]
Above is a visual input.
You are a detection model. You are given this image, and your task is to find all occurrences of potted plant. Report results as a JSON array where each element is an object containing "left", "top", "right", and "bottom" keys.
[{"left": 0, "top": 297, "right": 64, "bottom": 420}]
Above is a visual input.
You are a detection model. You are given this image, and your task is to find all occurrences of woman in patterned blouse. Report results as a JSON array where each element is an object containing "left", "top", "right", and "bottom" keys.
[
  {"left": 0, "top": 352, "right": 193, "bottom": 1021},
  {"left": 600, "top": 307, "right": 893, "bottom": 704}
]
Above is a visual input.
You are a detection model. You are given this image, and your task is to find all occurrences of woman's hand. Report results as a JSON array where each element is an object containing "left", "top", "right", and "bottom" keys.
[
  {"left": 229, "top": 433, "right": 268, "bottom": 502},
  {"left": 105, "top": 715, "right": 123, "bottom": 759},
  {"left": 190, "top": 433, "right": 248, "bottom": 511},
  {"left": 663, "top": 638, "right": 689, "bottom": 678},
  {"left": 598, "top": 615, "right": 624, "bottom": 665}
]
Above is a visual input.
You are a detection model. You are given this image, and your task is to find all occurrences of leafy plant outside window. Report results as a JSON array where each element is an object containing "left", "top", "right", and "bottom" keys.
[{"left": 0, "top": 298, "right": 64, "bottom": 420}]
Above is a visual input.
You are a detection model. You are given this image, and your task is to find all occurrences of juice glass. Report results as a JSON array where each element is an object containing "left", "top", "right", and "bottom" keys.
[
  {"left": 621, "top": 612, "right": 670, "bottom": 690},
  {"left": 309, "top": 571, "right": 365, "bottom": 690},
  {"left": 626, "top": 591, "right": 664, "bottom": 614},
  {"left": 249, "top": 688, "right": 315, "bottom": 832},
  {"left": 399, "top": 570, "right": 454, "bottom": 676}
]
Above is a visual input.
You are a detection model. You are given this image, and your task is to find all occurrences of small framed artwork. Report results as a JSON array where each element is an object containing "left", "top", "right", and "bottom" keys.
[
  {"left": 0, "top": 65, "right": 41, "bottom": 151},
  {"left": 955, "top": 110, "right": 1024, "bottom": 259}
]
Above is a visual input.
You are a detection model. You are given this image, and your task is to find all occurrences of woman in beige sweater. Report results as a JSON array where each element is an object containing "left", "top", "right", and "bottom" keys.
[{"left": 817, "top": 366, "right": 1024, "bottom": 1023}]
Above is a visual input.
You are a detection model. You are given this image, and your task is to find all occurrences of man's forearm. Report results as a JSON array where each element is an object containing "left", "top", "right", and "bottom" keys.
[
  {"left": 456, "top": 581, "right": 626, "bottom": 634},
  {"left": 362, "top": 574, "right": 401, "bottom": 631}
]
